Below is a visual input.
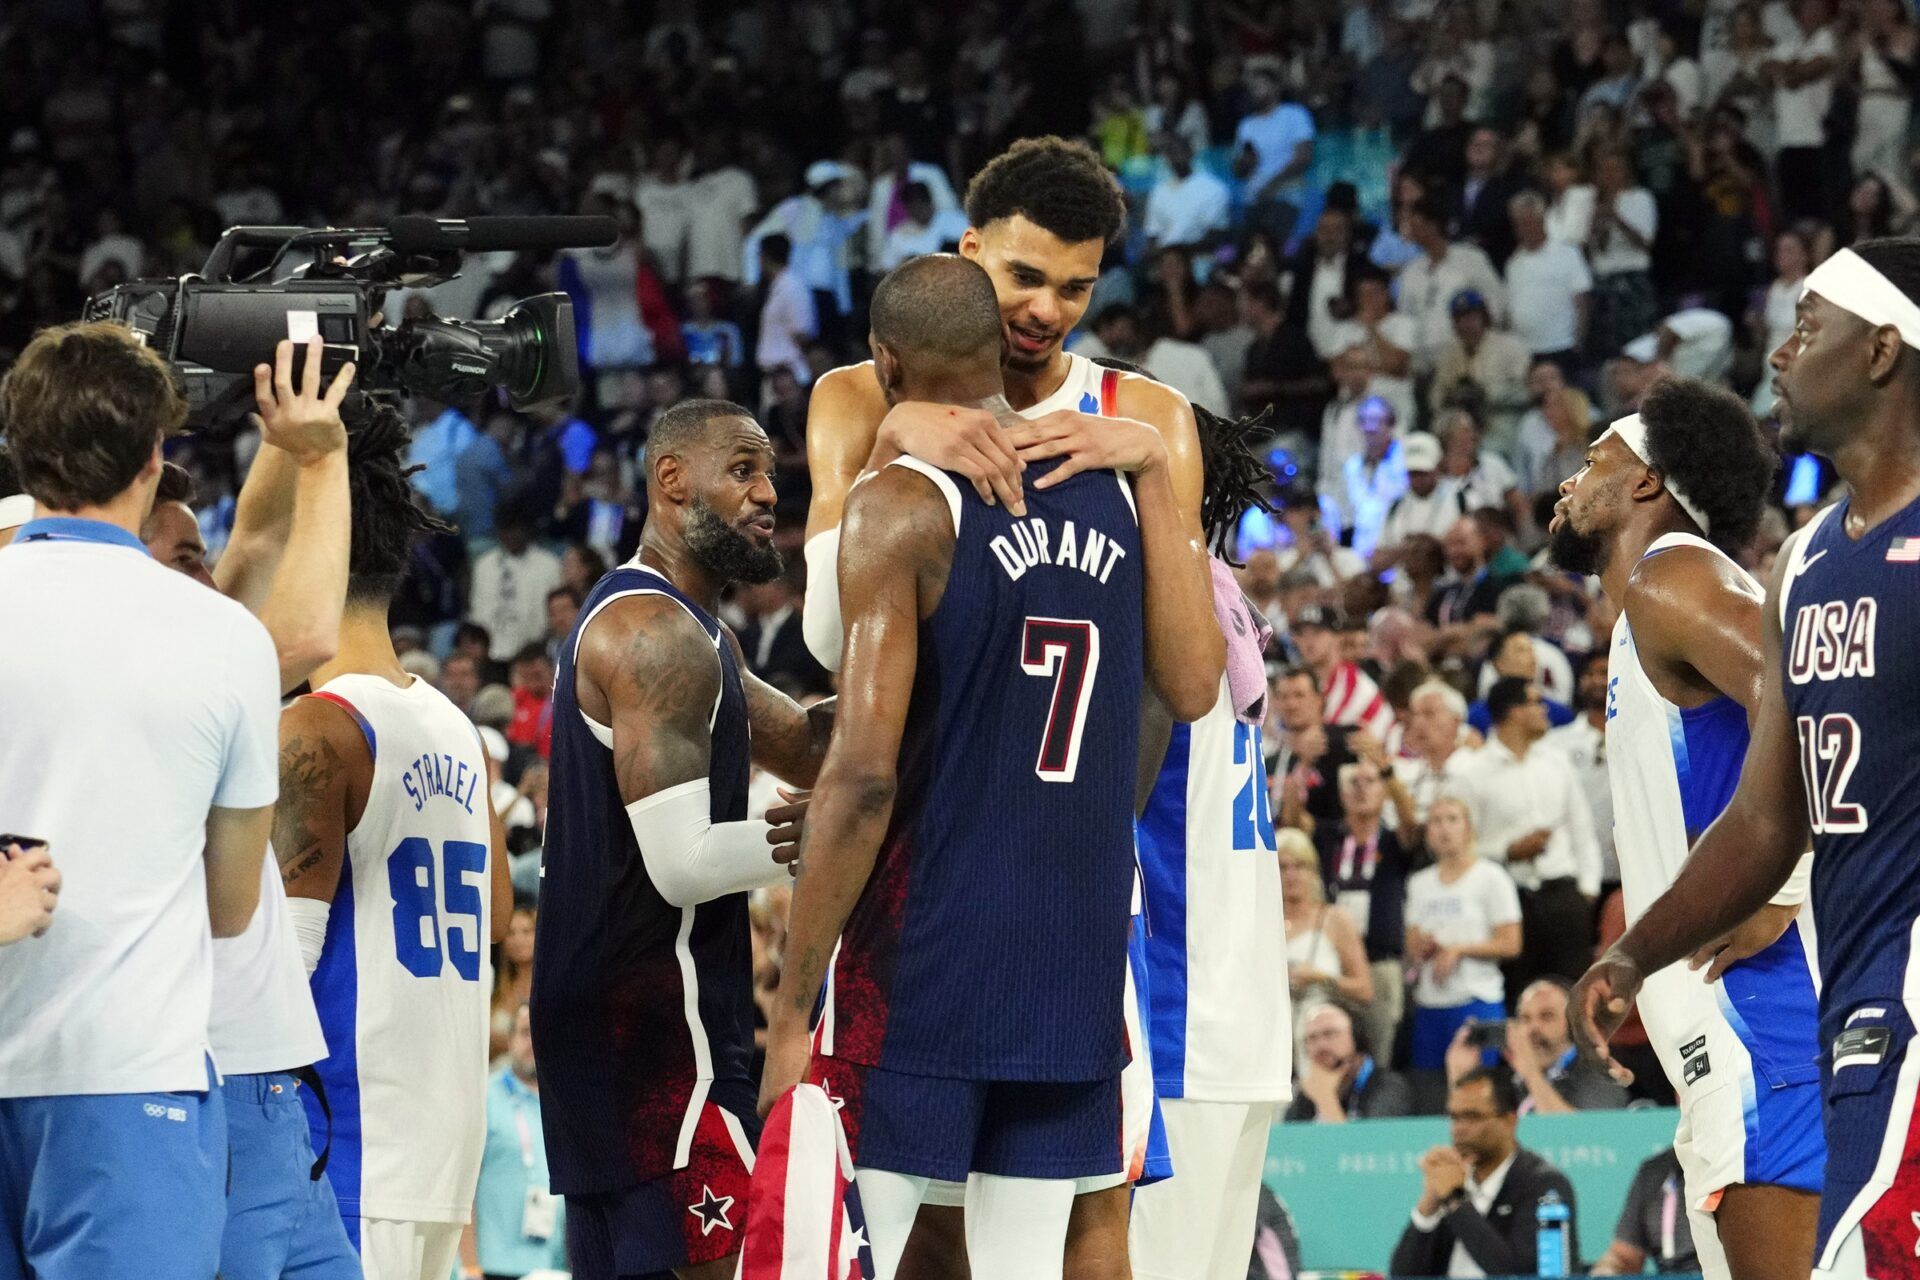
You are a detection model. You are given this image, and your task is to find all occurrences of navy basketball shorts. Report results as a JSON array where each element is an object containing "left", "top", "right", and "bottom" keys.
[
  {"left": 1813, "top": 997, "right": 1920, "bottom": 1277},
  {"left": 809, "top": 1056, "right": 1125, "bottom": 1184},
  {"left": 564, "top": 1081, "right": 760, "bottom": 1278}
]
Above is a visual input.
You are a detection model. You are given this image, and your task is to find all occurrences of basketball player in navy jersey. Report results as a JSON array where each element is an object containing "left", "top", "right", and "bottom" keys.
[
  {"left": 799, "top": 135, "right": 1217, "bottom": 1280},
  {"left": 762, "top": 255, "right": 1218, "bottom": 1280},
  {"left": 1571, "top": 237, "right": 1920, "bottom": 1277},
  {"left": 1549, "top": 376, "right": 1821, "bottom": 1280},
  {"left": 533, "top": 398, "right": 832, "bottom": 1280}
]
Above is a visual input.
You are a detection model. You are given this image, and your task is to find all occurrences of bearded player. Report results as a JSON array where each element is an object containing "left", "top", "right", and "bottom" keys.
[
  {"left": 1572, "top": 239, "right": 1920, "bottom": 1277},
  {"left": 799, "top": 134, "right": 1216, "bottom": 1279},
  {"left": 533, "top": 398, "right": 831, "bottom": 1280},
  {"left": 1549, "top": 376, "right": 1822, "bottom": 1280}
]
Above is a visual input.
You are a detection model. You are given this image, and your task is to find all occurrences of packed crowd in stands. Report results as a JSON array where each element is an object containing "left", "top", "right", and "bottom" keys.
[{"left": 4, "top": 0, "right": 1909, "bottom": 1272}]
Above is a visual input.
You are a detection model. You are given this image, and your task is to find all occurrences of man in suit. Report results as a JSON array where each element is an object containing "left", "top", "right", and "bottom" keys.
[
  {"left": 734, "top": 570, "right": 832, "bottom": 698},
  {"left": 1391, "top": 1068, "right": 1580, "bottom": 1277},
  {"left": 1449, "top": 128, "right": 1528, "bottom": 270}
]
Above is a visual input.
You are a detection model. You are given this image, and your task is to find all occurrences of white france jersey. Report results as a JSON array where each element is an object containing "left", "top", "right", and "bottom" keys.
[
  {"left": 1136, "top": 675, "right": 1293, "bottom": 1101},
  {"left": 1607, "top": 532, "right": 1822, "bottom": 1199},
  {"left": 302, "top": 673, "right": 494, "bottom": 1224}
]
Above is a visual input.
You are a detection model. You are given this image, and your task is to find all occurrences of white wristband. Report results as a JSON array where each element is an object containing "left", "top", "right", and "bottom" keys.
[
  {"left": 802, "top": 527, "right": 844, "bottom": 673},
  {"left": 286, "top": 895, "right": 332, "bottom": 975},
  {"left": 629, "top": 778, "right": 782, "bottom": 908},
  {"left": 1769, "top": 851, "right": 1814, "bottom": 909}
]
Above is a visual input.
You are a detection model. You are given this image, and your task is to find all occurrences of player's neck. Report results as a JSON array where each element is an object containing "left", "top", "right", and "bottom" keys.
[
  {"left": 1002, "top": 350, "right": 1072, "bottom": 413},
  {"left": 1830, "top": 407, "right": 1920, "bottom": 534},
  {"left": 899, "top": 371, "right": 1007, "bottom": 412},
  {"left": 314, "top": 605, "right": 407, "bottom": 688},
  {"left": 636, "top": 535, "right": 722, "bottom": 614},
  {"left": 44, "top": 487, "right": 152, "bottom": 540},
  {"left": 1599, "top": 512, "right": 1686, "bottom": 607}
]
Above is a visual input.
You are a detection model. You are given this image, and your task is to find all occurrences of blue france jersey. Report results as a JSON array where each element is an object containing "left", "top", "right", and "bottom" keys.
[
  {"left": 532, "top": 563, "right": 754, "bottom": 1194},
  {"left": 820, "top": 453, "right": 1144, "bottom": 1082},
  {"left": 1779, "top": 498, "right": 1920, "bottom": 1037}
]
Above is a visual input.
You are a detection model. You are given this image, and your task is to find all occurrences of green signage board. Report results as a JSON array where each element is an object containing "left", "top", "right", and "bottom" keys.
[{"left": 1264, "top": 1108, "right": 1683, "bottom": 1272}]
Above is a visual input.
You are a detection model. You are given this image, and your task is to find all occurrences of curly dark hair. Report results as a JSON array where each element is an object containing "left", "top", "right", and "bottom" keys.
[
  {"left": 1088, "top": 356, "right": 1277, "bottom": 561},
  {"left": 963, "top": 136, "right": 1127, "bottom": 246},
  {"left": 0, "top": 446, "right": 17, "bottom": 499},
  {"left": 347, "top": 402, "right": 455, "bottom": 603},
  {"left": 1638, "top": 375, "right": 1777, "bottom": 554}
]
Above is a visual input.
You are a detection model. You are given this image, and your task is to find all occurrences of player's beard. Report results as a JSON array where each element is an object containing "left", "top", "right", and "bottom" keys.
[
  {"left": 685, "top": 498, "right": 783, "bottom": 586},
  {"left": 1547, "top": 517, "right": 1609, "bottom": 578}
]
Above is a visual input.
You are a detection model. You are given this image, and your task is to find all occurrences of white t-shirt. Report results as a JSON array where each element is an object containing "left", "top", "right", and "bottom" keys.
[
  {"left": 1235, "top": 103, "right": 1317, "bottom": 198},
  {"left": 1772, "top": 24, "right": 1838, "bottom": 148},
  {"left": 0, "top": 522, "right": 281, "bottom": 1096},
  {"left": 1144, "top": 337, "right": 1229, "bottom": 414},
  {"left": 1406, "top": 860, "right": 1522, "bottom": 1008},
  {"left": 209, "top": 857, "right": 329, "bottom": 1075},
  {"left": 685, "top": 166, "right": 759, "bottom": 283},
  {"left": 1661, "top": 307, "right": 1736, "bottom": 383},
  {"left": 1587, "top": 189, "right": 1659, "bottom": 276},
  {"left": 1505, "top": 240, "right": 1594, "bottom": 354},
  {"left": 1396, "top": 243, "right": 1506, "bottom": 368},
  {"left": 468, "top": 544, "right": 566, "bottom": 662},
  {"left": 1545, "top": 185, "right": 1596, "bottom": 249},
  {"left": 1145, "top": 169, "right": 1232, "bottom": 249}
]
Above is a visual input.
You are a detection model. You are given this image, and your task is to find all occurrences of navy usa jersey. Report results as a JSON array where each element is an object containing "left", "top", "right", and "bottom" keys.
[
  {"left": 1778, "top": 498, "right": 1920, "bottom": 1028},
  {"left": 532, "top": 562, "right": 754, "bottom": 1195},
  {"left": 820, "top": 452, "right": 1145, "bottom": 1082}
]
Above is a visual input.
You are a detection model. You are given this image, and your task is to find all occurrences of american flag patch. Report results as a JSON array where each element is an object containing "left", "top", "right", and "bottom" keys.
[{"left": 1888, "top": 537, "right": 1920, "bottom": 563}]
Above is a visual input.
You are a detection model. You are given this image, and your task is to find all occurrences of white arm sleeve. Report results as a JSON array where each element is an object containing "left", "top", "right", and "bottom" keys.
[
  {"left": 286, "top": 896, "right": 332, "bottom": 975},
  {"left": 630, "top": 778, "right": 783, "bottom": 908},
  {"left": 1769, "top": 851, "right": 1815, "bottom": 909},
  {"left": 802, "top": 527, "right": 845, "bottom": 673}
]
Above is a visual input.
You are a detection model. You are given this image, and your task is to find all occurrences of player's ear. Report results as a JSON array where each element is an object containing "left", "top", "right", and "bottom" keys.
[
  {"left": 958, "top": 226, "right": 983, "bottom": 261},
  {"left": 652, "top": 450, "right": 689, "bottom": 504},
  {"left": 1870, "top": 325, "right": 1908, "bottom": 384},
  {"left": 871, "top": 338, "right": 902, "bottom": 398}
]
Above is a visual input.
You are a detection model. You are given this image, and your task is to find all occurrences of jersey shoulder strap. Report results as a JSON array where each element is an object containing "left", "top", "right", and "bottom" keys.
[
  {"left": 1777, "top": 502, "right": 1842, "bottom": 630},
  {"left": 885, "top": 455, "right": 963, "bottom": 534},
  {"left": 1099, "top": 366, "right": 1120, "bottom": 417}
]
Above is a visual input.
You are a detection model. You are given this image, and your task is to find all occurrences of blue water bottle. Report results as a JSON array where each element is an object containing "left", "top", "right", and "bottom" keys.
[{"left": 1536, "top": 1188, "right": 1571, "bottom": 1278}]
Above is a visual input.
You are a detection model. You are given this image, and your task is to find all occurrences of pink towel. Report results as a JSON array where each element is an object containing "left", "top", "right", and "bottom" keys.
[{"left": 1210, "top": 556, "right": 1272, "bottom": 723}]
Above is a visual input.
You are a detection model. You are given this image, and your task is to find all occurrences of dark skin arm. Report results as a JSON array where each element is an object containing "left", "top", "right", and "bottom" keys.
[
  {"left": 723, "top": 629, "right": 836, "bottom": 787},
  {"left": 759, "top": 469, "right": 952, "bottom": 1116},
  {"left": 276, "top": 696, "right": 372, "bottom": 904},
  {"left": 1626, "top": 543, "right": 1800, "bottom": 969},
  {"left": 578, "top": 593, "right": 723, "bottom": 802},
  {"left": 1571, "top": 537, "right": 1813, "bottom": 1072}
]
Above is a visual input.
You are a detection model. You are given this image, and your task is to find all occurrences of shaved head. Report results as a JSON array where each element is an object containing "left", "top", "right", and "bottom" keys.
[
  {"left": 871, "top": 254, "right": 1003, "bottom": 368},
  {"left": 647, "top": 397, "right": 760, "bottom": 467}
]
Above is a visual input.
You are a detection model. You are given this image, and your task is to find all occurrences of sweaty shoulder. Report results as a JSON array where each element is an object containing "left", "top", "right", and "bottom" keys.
[
  {"left": 1624, "top": 541, "right": 1760, "bottom": 636},
  {"left": 844, "top": 463, "right": 958, "bottom": 544},
  {"left": 575, "top": 590, "right": 722, "bottom": 721},
  {"left": 1111, "top": 371, "right": 1203, "bottom": 520},
  {"left": 807, "top": 363, "right": 888, "bottom": 440}
]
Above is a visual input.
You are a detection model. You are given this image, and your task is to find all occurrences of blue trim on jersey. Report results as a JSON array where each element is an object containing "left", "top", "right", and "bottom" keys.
[
  {"left": 305, "top": 859, "right": 363, "bottom": 1223},
  {"left": 1715, "top": 975, "right": 1765, "bottom": 1165},
  {"left": 1674, "top": 696, "right": 1748, "bottom": 840},
  {"left": 12, "top": 515, "right": 148, "bottom": 552},
  {"left": 1127, "top": 919, "right": 1174, "bottom": 1183},
  {"left": 1136, "top": 725, "right": 1192, "bottom": 1097}
]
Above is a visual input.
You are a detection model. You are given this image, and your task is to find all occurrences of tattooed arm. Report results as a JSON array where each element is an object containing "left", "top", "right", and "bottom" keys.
[
  {"left": 576, "top": 592, "right": 794, "bottom": 906},
  {"left": 274, "top": 696, "right": 372, "bottom": 905},
  {"left": 724, "top": 633, "right": 836, "bottom": 787}
]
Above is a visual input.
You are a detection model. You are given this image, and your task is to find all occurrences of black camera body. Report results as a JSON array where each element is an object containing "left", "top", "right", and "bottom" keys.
[{"left": 85, "top": 215, "right": 615, "bottom": 431}]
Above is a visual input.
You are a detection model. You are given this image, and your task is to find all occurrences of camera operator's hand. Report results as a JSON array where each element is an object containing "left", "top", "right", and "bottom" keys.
[{"left": 252, "top": 337, "right": 354, "bottom": 465}]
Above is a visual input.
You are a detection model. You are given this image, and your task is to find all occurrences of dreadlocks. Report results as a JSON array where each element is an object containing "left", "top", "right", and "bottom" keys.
[
  {"left": 1087, "top": 357, "right": 1276, "bottom": 563},
  {"left": 346, "top": 400, "right": 455, "bottom": 603}
]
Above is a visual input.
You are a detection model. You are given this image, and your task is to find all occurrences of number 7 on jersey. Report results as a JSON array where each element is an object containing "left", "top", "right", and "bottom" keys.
[{"left": 1020, "top": 617, "right": 1101, "bottom": 783}]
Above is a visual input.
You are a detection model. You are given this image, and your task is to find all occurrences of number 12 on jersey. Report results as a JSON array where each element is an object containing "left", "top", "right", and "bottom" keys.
[{"left": 1020, "top": 617, "right": 1101, "bottom": 783}]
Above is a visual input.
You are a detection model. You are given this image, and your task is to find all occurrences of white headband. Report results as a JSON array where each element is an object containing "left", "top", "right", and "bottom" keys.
[
  {"left": 1802, "top": 247, "right": 1920, "bottom": 349},
  {"left": 1602, "top": 414, "right": 1712, "bottom": 536},
  {"left": 0, "top": 494, "right": 33, "bottom": 533}
]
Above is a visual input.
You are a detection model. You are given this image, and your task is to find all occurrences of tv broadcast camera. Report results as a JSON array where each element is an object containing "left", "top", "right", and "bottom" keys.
[{"left": 83, "top": 214, "right": 618, "bottom": 431}]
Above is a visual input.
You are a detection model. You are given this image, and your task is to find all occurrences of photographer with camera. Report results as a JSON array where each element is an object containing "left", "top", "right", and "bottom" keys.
[
  {"left": 0, "top": 320, "right": 284, "bottom": 1279},
  {"left": 1447, "top": 978, "right": 1628, "bottom": 1115}
]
